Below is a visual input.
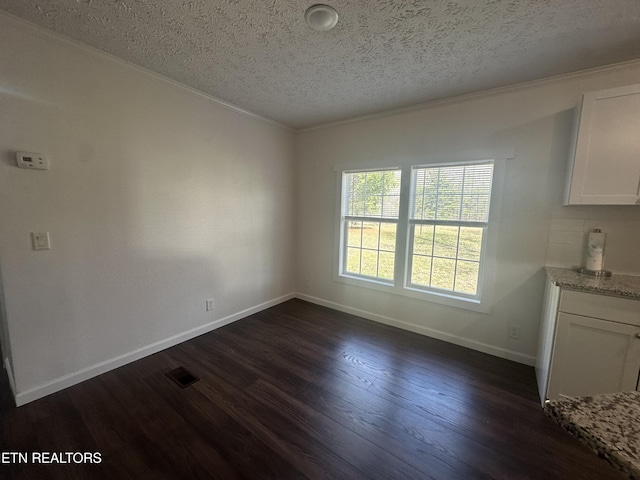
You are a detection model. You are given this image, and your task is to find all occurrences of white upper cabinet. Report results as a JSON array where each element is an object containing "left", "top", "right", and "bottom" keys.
[{"left": 565, "top": 84, "right": 640, "bottom": 205}]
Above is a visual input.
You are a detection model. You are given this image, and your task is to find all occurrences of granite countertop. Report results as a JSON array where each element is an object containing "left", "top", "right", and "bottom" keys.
[
  {"left": 546, "top": 267, "right": 640, "bottom": 300},
  {"left": 545, "top": 391, "right": 640, "bottom": 479}
]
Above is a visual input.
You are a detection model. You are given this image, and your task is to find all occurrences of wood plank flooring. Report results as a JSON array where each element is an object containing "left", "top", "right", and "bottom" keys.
[{"left": 0, "top": 299, "right": 625, "bottom": 479}]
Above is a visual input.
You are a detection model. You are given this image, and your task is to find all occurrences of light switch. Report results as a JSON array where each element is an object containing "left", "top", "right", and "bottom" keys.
[{"left": 31, "top": 232, "right": 51, "bottom": 250}]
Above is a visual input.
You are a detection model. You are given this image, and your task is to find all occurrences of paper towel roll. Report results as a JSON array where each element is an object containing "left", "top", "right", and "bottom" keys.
[{"left": 586, "top": 229, "right": 606, "bottom": 271}]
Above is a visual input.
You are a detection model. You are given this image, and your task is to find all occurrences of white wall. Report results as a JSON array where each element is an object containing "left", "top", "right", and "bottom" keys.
[
  {"left": 1, "top": 12, "right": 638, "bottom": 406},
  {"left": 0, "top": 14, "right": 296, "bottom": 404},
  {"left": 296, "top": 63, "right": 640, "bottom": 365}
]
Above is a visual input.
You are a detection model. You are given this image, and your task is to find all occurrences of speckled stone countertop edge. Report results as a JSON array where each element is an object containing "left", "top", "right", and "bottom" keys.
[
  {"left": 545, "top": 267, "right": 640, "bottom": 300},
  {"left": 545, "top": 393, "right": 640, "bottom": 480},
  {"left": 545, "top": 403, "right": 635, "bottom": 479}
]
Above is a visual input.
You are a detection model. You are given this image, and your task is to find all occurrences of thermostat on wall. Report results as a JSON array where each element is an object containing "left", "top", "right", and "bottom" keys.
[{"left": 16, "top": 151, "right": 49, "bottom": 170}]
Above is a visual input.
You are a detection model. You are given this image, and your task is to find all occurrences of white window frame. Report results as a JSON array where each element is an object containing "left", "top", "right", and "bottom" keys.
[{"left": 334, "top": 159, "right": 505, "bottom": 314}]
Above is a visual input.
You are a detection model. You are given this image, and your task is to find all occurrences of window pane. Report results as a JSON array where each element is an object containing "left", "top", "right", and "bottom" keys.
[
  {"left": 361, "top": 250, "right": 378, "bottom": 277},
  {"left": 361, "top": 222, "right": 379, "bottom": 249},
  {"left": 409, "top": 226, "right": 485, "bottom": 295},
  {"left": 347, "top": 221, "right": 363, "bottom": 247},
  {"left": 412, "top": 224, "right": 434, "bottom": 256},
  {"left": 344, "top": 170, "right": 401, "bottom": 219},
  {"left": 455, "top": 260, "right": 480, "bottom": 295},
  {"left": 410, "top": 255, "right": 432, "bottom": 286},
  {"left": 379, "top": 222, "right": 397, "bottom": 251},
  {"left": 462, "top": 164, "right": 493, "bottom": 222},
  {"left": 411, "top": 163, "right": 493, "bottom": 222},
  {"left": 431, "top": 258, "right": 456, "bottom": 290},
  {"left": 436, "top": 194, "right": 461, "bottom": 221},
  {"left": 378, "top": 252, "right": 395, "bottom": 280},
  {"left": 433, "top": 225, "right": 459, "bottom": 258},
  {"left": 436, "top": 166, "right": 464, "bottom": 221},
  {"left": 343, "top": 219, "right": 396, "bottom": 282},
  {"left": 462, "top": 195, "right": 490, "bottom": 222},
  {"left": 458, "top": 227, "right": 483, "bottom": 261},
  {"left": 346, "top": 247, "right": 361, "bottom": 274},
  {"left": 412, "top": 168, "right": 438, "bottom": 219}
]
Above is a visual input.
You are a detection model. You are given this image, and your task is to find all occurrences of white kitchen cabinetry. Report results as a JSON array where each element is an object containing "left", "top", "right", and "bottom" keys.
[
  {"left": 536, "top": 281, "right": 640, "bottom": 405},
  {"left": 548, "top": 313, "right": 640, "bottom": 399},
  {"left": 565, "top": 84, "right": 640, "bottom": 205},
  {"left": 535, "top": 277, "right": 561, "bottom": 404}
]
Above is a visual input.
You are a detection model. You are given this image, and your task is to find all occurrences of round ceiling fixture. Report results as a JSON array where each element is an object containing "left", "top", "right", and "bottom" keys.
[{"left": 305, "top": 4, "right": 339, "bottom": 31}]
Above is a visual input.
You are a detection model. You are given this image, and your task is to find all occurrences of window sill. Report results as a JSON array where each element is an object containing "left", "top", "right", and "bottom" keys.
[{"left": 335, "top": 273, "right": 492, "bottom": 314}]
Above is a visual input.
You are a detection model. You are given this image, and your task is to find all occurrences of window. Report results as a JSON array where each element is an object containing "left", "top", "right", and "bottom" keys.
[
  {"left": 408, "top": 162, "right": 493, "bottom": 298},
  {"left": 338, "top": 160, "right": 497, "bottom": 310},
  {"left": 341, "top": 169, "right": 401, "bottom": 283}
]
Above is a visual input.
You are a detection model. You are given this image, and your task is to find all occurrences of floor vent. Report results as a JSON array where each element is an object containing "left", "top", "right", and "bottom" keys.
[{"left": 166, "top": 366, "right": 199, "bottom": 388}]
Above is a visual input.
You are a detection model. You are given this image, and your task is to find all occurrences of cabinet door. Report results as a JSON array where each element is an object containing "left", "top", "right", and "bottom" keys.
[
  {"left": 547, "top": 312, "right": 640, "bottom": 399},
  {"left": 565, "top": 84, "right": 640, "bottom": 205},
  {"left": 535, "top": 278, "right": 561, "bottom": 405}
]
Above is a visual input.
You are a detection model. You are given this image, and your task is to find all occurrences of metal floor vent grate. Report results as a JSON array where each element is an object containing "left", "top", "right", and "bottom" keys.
[{"left": 166, "top": 366, "right": 199, "bottom": 388}]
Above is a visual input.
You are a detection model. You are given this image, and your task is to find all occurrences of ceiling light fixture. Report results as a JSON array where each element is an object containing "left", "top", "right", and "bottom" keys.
[{"left": 305, "top": 4, "right": 339, "bottom": 32}]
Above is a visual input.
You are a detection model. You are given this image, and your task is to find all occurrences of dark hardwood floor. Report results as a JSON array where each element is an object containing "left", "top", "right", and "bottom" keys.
[{"left": 0, "top": 299, "right": 624, "bottom": 479}]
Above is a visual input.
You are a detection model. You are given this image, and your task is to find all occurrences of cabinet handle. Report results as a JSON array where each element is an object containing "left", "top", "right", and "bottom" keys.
[{"left": 636, "top": 333, "right": 640, "bottom": 338}]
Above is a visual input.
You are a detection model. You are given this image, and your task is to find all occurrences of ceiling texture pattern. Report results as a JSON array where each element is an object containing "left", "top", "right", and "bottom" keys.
[{"left": 1, "top": 0, "right": 640, "bottom": 129}]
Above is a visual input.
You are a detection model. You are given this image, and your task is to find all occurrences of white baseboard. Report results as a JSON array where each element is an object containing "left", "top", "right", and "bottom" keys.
[
  {"left": 296, "top": 293, "right": 536, "bottom": 366},
  {"left": 14, "top": 293, "right": 295, "bottom": 406},
  {"left": 3, "top": 357, "right": 17, "bottom": 404}
]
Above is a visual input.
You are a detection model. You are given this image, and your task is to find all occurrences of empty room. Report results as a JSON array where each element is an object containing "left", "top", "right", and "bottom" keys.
[{"left": 1, "top": 1, "right": 640, "bottom": 478}]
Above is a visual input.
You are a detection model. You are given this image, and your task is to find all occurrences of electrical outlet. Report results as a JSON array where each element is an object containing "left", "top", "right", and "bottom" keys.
[
  {"left": 206, "top": 298, "right": 214, "bottom": 311},
  {"left": 31, "top": 232, "right": 51, "bottom": 250},
  {"left": 509, "top": 325, "right": 521, "bottom": 340}
]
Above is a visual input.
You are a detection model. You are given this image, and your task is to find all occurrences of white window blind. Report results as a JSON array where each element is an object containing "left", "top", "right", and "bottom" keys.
[{"left": 411, "top": 163, "right": 493, "bottom": 223}]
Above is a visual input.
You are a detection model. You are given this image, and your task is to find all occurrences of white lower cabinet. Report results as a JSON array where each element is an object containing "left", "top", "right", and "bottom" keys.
[
  {"left": 537, "top": 280, "right": 640, "bottom": 405},
  {"left": 547, "top": 313, "right": 640, "bottom": 399}
]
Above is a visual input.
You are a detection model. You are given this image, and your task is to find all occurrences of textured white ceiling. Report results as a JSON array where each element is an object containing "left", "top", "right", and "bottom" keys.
[{"left": 1, "top": 1, "right": 640, "bottom": 129}]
